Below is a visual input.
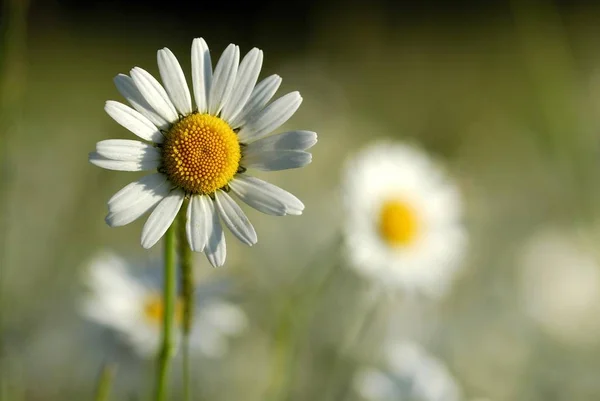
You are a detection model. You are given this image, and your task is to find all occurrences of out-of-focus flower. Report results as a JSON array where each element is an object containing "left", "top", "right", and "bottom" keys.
[
  {"left": 342, "top": 142, "right": 467, "bottom": 296},
  {"left": 89, "top": 38, "right": 317, "bottom": 267},
  {"left": 354, "top": 341, "right": 462, "bottom": 401},
  {"left": 80, "top": 251, "right": 247, "bottom": 357},
  {"left": 519, "top": 228, "right": 600, "bottom": 345}
]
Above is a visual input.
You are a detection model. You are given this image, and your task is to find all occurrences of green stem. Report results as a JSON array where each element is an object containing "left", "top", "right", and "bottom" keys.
[
  {"left": 177, "top": 202, "right": 194, "bottom": 401},
  {"left": 94, "top": 363, "right": 116, "bottom": 401},
  {"left": 155, "top": 224, "right": 177, "bottom": 401},
  {"left": 323, "top": 286, "right": 380, "bottom": 401},
  {"left": 264, "top": 305, "right": 294, "bottom": 401},
  {"left": 264, "top": 236, "right": 344, "bottom": 401}
]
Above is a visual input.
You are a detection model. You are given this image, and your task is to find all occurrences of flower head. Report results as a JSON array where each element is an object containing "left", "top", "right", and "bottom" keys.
[
  {"left": 80, "top": 251, "right": 247, "bottom": 357},
  {"left": 519, "top": 228, "right": 600, "bottom": 345},
  {"left": 342, "top": 142, "right": 466, "bottom": 296},
  {"left": 354, "top": 341, "right": 462, "bottom": 401},
  {"left": 90, "top": 39, "right": 317, "bottom": 266}
]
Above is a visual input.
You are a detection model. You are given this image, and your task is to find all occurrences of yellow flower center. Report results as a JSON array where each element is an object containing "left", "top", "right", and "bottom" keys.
[
  {"left": 378, "top": 199, "right": 419, "bottom": 247},
  {"left": 162, "top": 113, "right": 241, "bottom": 195},
  {"left": 143, "top": 294, "right": 183, "bottom": 326}
]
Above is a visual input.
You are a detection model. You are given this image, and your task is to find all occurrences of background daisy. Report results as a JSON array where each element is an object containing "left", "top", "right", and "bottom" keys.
[
  {"left": 354, "top": 341, "right": 462, "bottom": 401},
  {"left": 342, "top": 142, "right": 467, "bottom": 297},
  {"left": 518, "top": 227, "right": 600, "bottom": 345},
  {"left": 80, "top": 251, "right": 247, "bottom": 357}
]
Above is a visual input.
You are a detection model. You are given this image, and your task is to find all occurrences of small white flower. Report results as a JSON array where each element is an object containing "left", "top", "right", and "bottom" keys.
[
  {"left": 519, "top": 228, "right": 600, "bottom": 345},
  {"left": 80, "top": 251, "right": 247, "bottom": 357},
  {"left": 342, "top": 142, "right": 467, "bottom": 296},
  {"left": 354, "top": 341, "right": 462, "bottom": 401},
  {"left": 90, "top": 38, "right": 317, "bottom": 267}
]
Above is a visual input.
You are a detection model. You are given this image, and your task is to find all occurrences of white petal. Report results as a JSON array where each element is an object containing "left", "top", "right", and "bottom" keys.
[
  {"left": 229, "top": 175, "right": 304, "bottom": 216},
  {"left": 214, "top": 190, "right": 257, "bottom": 246},
  {"left": 105, "top": 174, "right": 171, "bottom": 226},
  {"left": 141, "top": 189, "right": 185, "bottom": 249},
  {"left": 220, "top": 48, "right": 263, "bottom": 123},
  {"left": 237, "top": 92, "right": 302, "bottom": 143},
  {"left": 113, "top": 74, "right": 170, "bottom": 130},
  {"left": 229, "top": 74, "right": 281, "bottom": 129},
  {"left": 89, "top": 152, "right": 159, "bottom": 172},
  {"left": 186, "top": 195, "right": 211, "bottom": 252},
  {"left": 191, "top": 38, "right": 212, "bottom": 114},
  {"left": 243, "top": 131, "right": 317, "bottom": 159},
  {"left": 95, "top": 139, "right": 161, "bottom": 161},
  {"left": 204, "top": 200, "right": 226, "bottom": 267},
  {"left": 104, "top": 101, "right": 164, "bottom": 143},
  {"left": 242, "top": 150, "right": 311, "bottom": 171},
  {"left": 130, "top": 67, "right": 178, "bottom": 123},
  {"left": 157, "top": 48, "right": 193, "bottom": 115},
  {"left": 208, "top": 44, "right": 239, "bottom": 116},
  {"left": 354, "top": 368, "right": 398, "bottom": 400}
]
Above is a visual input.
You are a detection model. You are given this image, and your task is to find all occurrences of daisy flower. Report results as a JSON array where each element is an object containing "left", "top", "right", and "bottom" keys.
[
  {"left": 89, "top": 38, "right": 317, "bottom": 267},
  {"left": 342, "top": 142, "right": 466, "bottom": 297},
  {"left": 519, "top": 228, "right": 600, "bottom": 345},
  {"left": 354, "top": 341, "right": 462, "bottom": 401},
  {"left": 80, "top": 251, "right": 248, "bottom": 357}
]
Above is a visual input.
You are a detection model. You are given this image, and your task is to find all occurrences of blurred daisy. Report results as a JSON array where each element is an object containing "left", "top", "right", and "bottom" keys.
[
  {"left": 354, "top": 341, "right": 462, "bottom": 401},
  {"left": 80, "top": 251, "right": 248, "bottom": 358},
  {"left": 89, "top": 38, "right": 316, "bottom": 266},
  {"left": 519, "top": 228, "right": 600, "bottom": 345},
  {"left": 342, "top": 142, "right": 466, "bottom": 296}
]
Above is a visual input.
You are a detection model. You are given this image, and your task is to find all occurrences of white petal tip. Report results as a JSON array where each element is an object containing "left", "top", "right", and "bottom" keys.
[
  {"left": 103, "top": 100, "right": 119, "bottom": 114},
  {"left": 208, "top": 259, "right": 225, "bottom": 268},
  {"left": 88, "top": 153, "right": 111, "bottom": 169},
  {"left": 104, "top": 214, "right": 118, "bottom": 227},
  {"left": 304, "top": 132, "right": 318, "bottom": 149},
  {"left": 192, "top": 38, "right": 208, "bottom": 48},
  {"left": 112, "top": 74, "right": 128, "bottom": 86},
  {"left": 140, "top": 235, "right": 159, "bottom": 249}
]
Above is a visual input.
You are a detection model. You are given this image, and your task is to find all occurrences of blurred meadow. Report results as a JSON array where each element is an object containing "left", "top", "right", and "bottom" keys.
[{"left": 4, "top": 0, "right": 600, "bottom": 400}]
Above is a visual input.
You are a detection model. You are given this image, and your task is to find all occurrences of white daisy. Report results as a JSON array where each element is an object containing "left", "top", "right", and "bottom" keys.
[
  {"left": 89, "top": 38, "right": 317, "bottom": 267},
  {"left": 342, "top": 142, "right": 467, "bottom": 296},
  {"left": 80, "top": 251, "right": 248, "bottom": 358},
  {"left": 354, "top": 341, "right": 462, "bottom": 401},
  {"left": 519, "top": 228, "right": 600, "bottom": 345}
]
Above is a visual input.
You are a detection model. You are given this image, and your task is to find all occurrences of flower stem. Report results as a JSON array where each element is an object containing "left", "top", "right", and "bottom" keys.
[
  {"left": 323, "top": 286, "right": 380, "bottom": 401},
  {"left": 177, "top": 202, "right": 194, "bottom": 401},
  {"left": 264, "top": 305, "right": 294, "bottom": 401},
  {"left": 94, "top": 363, "right": 116, "bottom": 401},
  {"left": 264, "top": 236, "right": 344, "bottom": 401},
  {"left": 155, "top": 224, "right": 177, "bottom": 401}
]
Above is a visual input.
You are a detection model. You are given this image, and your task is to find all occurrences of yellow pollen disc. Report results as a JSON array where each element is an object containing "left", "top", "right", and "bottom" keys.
[
  {"left": 143, "top": 294, "right": 183, "bottom": 326},
  {"left": 162, "top": 113, "right": 241, "bottom": 194},
  {"left": 378, "top": 199, "right": 419, "bottom": 247}
]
